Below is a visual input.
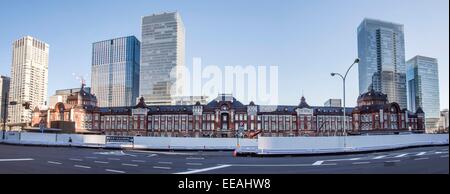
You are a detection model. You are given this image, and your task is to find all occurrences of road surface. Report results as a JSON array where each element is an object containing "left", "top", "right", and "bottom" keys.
[{"left": 0, "top": 144, "right": 448, "bottom": 174}]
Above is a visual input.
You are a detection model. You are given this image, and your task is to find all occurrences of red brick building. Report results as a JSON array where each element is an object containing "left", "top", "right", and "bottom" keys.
[{"left": 32, "top": 85, "right": 425, "bottom": 137}]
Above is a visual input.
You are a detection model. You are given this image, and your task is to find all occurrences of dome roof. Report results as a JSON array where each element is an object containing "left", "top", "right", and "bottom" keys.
[
  {"left": 357, "top": 89, "right": 387, "bottom": 102},
  {"left": 416, "top": 107, "right": 424, "bottom": 114},
  {"left": 298, "top": 96, "right": 311, "bottom": 108}
]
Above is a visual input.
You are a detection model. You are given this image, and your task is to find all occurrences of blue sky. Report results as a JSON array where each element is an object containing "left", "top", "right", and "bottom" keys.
[{"left": 0, "top": 0, "right": 448, "bottom": 108}]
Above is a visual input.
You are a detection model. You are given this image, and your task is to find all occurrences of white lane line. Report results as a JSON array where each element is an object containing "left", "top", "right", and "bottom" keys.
[
  {"left": 440, "top": 155, "right": 449, "bottom": 158},
  {"left": 175, "top": 165, "right": 232, "bottom": 174},
  {"left": 394, "top": 154, "right": 408, "bottom": 158},
  {"left": 353, "top": 161, "right": 371, "bottom": 165},
  {"left": 106, "top": 169, "right": 126, "bottom": 174},
  {"left": 327, "top": 157, "right": 360, "bottom": 162},
  {"left": 186, "top": 163, "right": 203, "bottom": 166},
  {"left": 414, "top": 157, "right": 429, "bottom": 161},
  {"left": 107, "top": 158, "right": 120, "bottom": 161},
  {"left": 131, "top": 160, "right": 146, "bottom": 163},
  {"left": 373, "top": 155, "right": 387, "bottom": 160},
  {"left": 74, "top": 165, "right": 91, "bottom": 169},
  {"left": 94, "top": 161, "right": 109, "bottom": 164},
  {"left": 85, "top": 156, "right": 98, "bottom": 159},
  {"left": 153, "top": 166, "right": 172, "bottom": 170},
  {"left": 435, "top": 151, "right": 448, "bottom": 154},
  {"left": 158, "top": 161, "right": 173, "bottom": 165},
  {"left": 122, "top": 163, "right": 138, "bottom": 167},
  {"left": 186, "top": 157, "right": 205, "bottom": 160},
  {"left": 416, "top": 152, "right": 426, "bottom": 156},
  {"left": 0, "top": 158, "right": 34, "bottom": 162},
  {"left": 312, "top": 161, "right": 324, "bottom": 166},
  {"left": 385, "top": 160, "right": 401, "bottom": 163},
  {"left": 69, "top": 158, "right": 83, "bottom": 161},
  {"left": 130, "top": 150, "right": 194, "bottom": 156},
  {"left": 47, "top": 161, "right": 62, "bottom": 165},
  {"left": 221, "top": 163, "right": 337, "bottom": 167}
]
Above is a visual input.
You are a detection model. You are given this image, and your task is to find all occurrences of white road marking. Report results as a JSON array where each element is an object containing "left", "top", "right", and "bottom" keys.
[
  {"left": 186, "top": 163, "right": 203, "bottom": 166},
  {"left": 416, "top": 152, "right": 426, "bottom": 156},
  {"left": 131, "top": 160, "right": 146, "bottom": 163},
  {"left": 153, "top": 166, "right": 172, "bottom": 170},
  {"left": 440, "top": 155, "right": 449, "bottom": 158},
  {"left": 435, "top": 151, "right": 448, "bottom": 154},
  {"left": 74, "top": 165, "right": 91, "bottom": 169},
  {"left": 147, "top": 154, "right": 158, "bottom": 157},
  {"left": 373, "top": 155, "right": 387, "bottom": 159},
  {"left": 120, "top": 151, "right": 137, "bottom": 157},
  {"left": 106, "top": 169, "right": 125, "bottom": 174},
  {"left": 131, "top": 150, "right": 194, "bottom": 156},
  {"left": 414, "top": 157, "right": 429, "bottom": 161},
  {"left": 222, "top": 163, "right": 337, "bottom": 167},
  {"left": 352, "top": 162, "right": 371, "bottom": 165},
  {"left": 69, "top": 158, "right": 83, "bottom": 161},
  {"left": 122, "top": 163, "right": 138, "bottom": 167},
  {"left": 94, "top": 161, "right": 109, "bottom": 164},
  {"left": 385, "top": 160, "right": 401, "bottom": 163},
  {"left": 158, "top": 161, "right": 173, "bottom": 165},
  {"left": 186, "top": 157, "right": 205, "bottom": 160},
  {"left": 394, "top": 154, "right": 408, "bottom": 158},
  {"left": 0, "top": 158, "right": 34, "bottom": 162},
  {"left": 107, "top": 158, "right": 120, "bottom": 161},
  {"left": 175, "top": 165, "right": 231, "bottom": 174},
  {"left": 312, "top": 161, "right": 324, "bottom": 166},
  {"left": 187, "top": 169, "right": 199, "bottom": 171},
  {"left": 47, "top": 161, "right": 62, "bottom": 165},
  {"left": 85, "top": 156, "right": 98, "bottom": 159},
  {"left": 327, "top": 157, "right": 360, "bottom": 162}
]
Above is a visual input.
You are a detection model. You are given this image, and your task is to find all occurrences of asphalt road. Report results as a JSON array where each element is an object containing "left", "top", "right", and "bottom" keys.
[{"left": 0, "top": 144, "right": 448, "bottom": 174}]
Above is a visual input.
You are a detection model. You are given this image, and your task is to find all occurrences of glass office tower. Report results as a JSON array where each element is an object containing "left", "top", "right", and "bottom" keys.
[
  {"left": 357, "top": 18, "right": 407, "bottom": 109},
  {"left": 407, "top": 55, "right": 440, "bottom": 132},
  {"left": 140, "top": 12, "right": 185, "bottom": 105},
  {"left": 91, "top": 36, "right": 140, "bottom": 107}
]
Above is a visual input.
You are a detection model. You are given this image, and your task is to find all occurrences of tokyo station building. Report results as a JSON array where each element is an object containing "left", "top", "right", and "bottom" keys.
[{"left": 32, "top": 84, "right": 425, "bottom": 137}]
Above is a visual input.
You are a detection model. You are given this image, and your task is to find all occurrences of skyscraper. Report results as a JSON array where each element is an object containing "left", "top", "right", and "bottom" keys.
[
  {"left": 357, "top": 18, "right": 407, "bottom": 109},
  {"left": 8, "top": 36, "right": 49, "bottom": 126},
  {"left": 91, "top": 36, "right": 140, "bottom": 107},
  {"left": 407, "top": 55, "right": 440, "bottom": 132},
  {"left": 140, "top": 12, "right": 185, "bottom": 105},
  {"left": 0, "top": 75, "right": 11, "bottom": 125}
]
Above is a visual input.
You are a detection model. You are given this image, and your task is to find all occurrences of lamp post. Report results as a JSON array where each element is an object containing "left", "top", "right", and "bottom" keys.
[
  {"left": 331, "top": 58, "right": 360, "bottom": 147},
  {"left": 2, "top": 92, "right": 8, "bottom": 140}
]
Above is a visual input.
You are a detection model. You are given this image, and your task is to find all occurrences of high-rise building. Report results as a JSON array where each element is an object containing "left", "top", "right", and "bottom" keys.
[
  {"left": 91, "top": 36, "right": 140, "bottom": 107},
  {"left": 49, "top": 87, "right": 91, "bottom": 108},
  {"left": 324, "top": 99, "right": 342, "bottom": 107},
  {"left": 0, "top": 75, "right": 11, "bottom": 125},
  {"left": 407, "top": 55, "right": 440, "bottom": 132},
  {"left": 357, "top": 18, "right": 407, "bottom": 109},
  {"left": 438, "top": 109, "right": 449, "bottom": 132},
  {"left": 8, "top": 36, "right": 49, "bottom": 127},
  {"left": 140, "top": 12, "right": 185, "bottom": 105}
]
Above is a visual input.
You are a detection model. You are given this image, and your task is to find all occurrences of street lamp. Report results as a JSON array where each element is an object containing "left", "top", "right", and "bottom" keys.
[{"left": 331, "top": 58, "right": 360, "bottom": 147}]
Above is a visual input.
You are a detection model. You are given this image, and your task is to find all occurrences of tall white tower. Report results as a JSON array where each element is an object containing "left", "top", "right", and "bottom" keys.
[
  {"left": 140, "top": 12, "right": 186, "bottom": 105},
  {"left": 8, "top": 36, "right": 49, "bottom": 128}
]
